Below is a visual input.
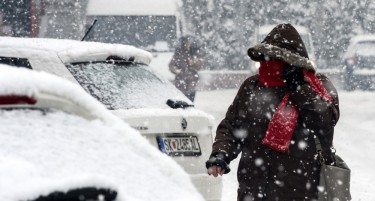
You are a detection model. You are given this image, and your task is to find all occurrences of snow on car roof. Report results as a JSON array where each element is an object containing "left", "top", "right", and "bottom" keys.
[
  {"left": 0, "top": 64, "right": 122, "bottom": 126},
  {"left": 344, "top": 35, "right": 375, "bottom": 58},
  {"left": 86, "top": 0, "right": 181, "bottom": 16},
  {"left": 0, "top": 65, "right": 204, "bottom": 201},
  {"left": 0, "top": 36, "right": 153, "bottom": 64}
]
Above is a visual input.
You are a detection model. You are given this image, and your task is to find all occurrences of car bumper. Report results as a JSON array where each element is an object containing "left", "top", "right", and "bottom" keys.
[{"left": 190, "top": 174, "right": 223, "bottom": 201}]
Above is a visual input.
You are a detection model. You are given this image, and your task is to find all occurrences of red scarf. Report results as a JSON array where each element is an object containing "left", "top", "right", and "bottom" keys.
[
  {"left": 259, "top": 61, "right": 333, "bottom": 152},
  {"left": 258, "top": 61, "right": 285, "bottom": 87}
]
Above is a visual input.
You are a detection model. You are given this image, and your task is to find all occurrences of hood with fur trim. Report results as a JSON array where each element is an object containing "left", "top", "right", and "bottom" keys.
[{"left": 248, "top": 23, "right": 315, "bottom": 72}]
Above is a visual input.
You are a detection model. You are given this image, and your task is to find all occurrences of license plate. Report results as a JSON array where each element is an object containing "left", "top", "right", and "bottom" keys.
[{"left": 157, "top": 136, "right": 201, "bottom": 156}]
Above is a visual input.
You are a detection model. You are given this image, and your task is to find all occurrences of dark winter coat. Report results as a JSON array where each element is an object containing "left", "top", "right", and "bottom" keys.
[
  {"left": 169, "top": 47, "right": 203, "bottom": 97},
  {"left": 210, "top": 24, "right": 340, "bottom": 201}
]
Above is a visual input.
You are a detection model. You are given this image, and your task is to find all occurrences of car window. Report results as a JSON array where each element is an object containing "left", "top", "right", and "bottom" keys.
[
  {"left": 85, "top": 16, "right": 176, "bottom": 51},
  {"left": 66, "top": 62, "right": 190, "bottom": 110},
  {"left": 349, "top": 41, "right": 375, "bottom": 68},
  {"left": 354, "top": 41, "right": 375, "bottom": 53},
  {"left": 0, "top": 57, "right": 32, "bottom": 69}
]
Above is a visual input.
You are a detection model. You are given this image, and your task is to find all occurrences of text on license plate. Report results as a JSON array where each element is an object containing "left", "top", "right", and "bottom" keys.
[{"left": 157, "top": 136, "right": 201, "bottom": 156}]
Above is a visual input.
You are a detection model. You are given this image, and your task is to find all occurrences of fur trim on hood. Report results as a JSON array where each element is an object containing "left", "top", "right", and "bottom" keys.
[{"left": 247, "top": 23, "right": 315, "bottom": 72}]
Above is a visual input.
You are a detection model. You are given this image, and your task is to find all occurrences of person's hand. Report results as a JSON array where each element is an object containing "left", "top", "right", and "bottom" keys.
[
  {"left": 205, "top": 152, "right": 230, "bottom": 176},
  {"left": 207, "top": 165, "right": 225, "bottom": 177},
  {"left": 188, "top": 56, "right": 203, "bottom": 69},
  {"left": 283, "top": 65, "right": 305, "bottom": 91}
]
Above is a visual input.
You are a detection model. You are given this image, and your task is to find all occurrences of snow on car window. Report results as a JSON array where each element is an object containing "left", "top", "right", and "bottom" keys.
[
  {"left": 354, "top": 41, "right": 375, "bottom": 56},
  {"left": 66, "top": 62, "right": 189, "bottom": 110},
  {"left": 347, "top": 41, "right": 375, "bottom": 69}
]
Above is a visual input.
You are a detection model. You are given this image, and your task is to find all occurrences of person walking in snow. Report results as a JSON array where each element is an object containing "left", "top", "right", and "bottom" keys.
[
  {"left": 169, "top": 35, "right": 203, "bottom": 102},
  {"left": 205, "top": 23, "right": 340, "bottom": 201}
]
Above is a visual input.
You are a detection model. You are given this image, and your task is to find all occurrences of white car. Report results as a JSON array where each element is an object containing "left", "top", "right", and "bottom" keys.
[
  {"left": 0, "top": 37, "right": 222, "bottom": 201},
  {"left": 0, "top": 65, "right": 204, "bottom": 201}
]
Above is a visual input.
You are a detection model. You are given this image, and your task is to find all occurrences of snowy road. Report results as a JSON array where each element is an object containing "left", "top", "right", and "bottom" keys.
[{"left": 195, "top": 89, "right": 375, "bottom": 201}]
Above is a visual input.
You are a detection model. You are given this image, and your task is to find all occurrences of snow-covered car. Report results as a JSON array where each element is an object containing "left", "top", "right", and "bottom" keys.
[
  {"left": 0, "top": 65, "right": 204, "bottom": 201},
  {"left": 0, "top": 37, "right": 222, "bottom": 201},
  {"left": 343, "top": 34, "right": 375, "bottom": 91}
]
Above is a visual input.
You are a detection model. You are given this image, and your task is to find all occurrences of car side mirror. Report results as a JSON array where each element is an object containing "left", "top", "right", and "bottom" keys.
[{"left": 166, "top": 99, "right": 194, "bottom": 109}]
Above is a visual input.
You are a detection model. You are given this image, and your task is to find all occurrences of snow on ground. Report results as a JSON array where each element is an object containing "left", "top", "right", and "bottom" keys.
[{"left": 195, "top": 89, "right": 375, "bottom": 201}]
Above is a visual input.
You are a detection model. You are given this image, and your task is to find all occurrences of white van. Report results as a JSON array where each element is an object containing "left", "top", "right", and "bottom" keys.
[
  {"left": 85, "top": 0, "right": 184, "bottom": 81},
  {"left": 251, "top": 24, "right": 316, "bottom": 72}
]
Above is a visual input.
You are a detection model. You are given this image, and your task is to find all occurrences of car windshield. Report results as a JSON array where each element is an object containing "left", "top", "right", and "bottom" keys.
[
  {"left": 66, "top": 62, "right": 190, "bottom": 110},
  {"left": 85, "top": 16, "right": 176, "bottom": 51},
  {"left": 354, "top": 41, "right": 375, "bottom": 54},
  {"left": 351, "top": 41, "right": 375, "bottom": 68}
]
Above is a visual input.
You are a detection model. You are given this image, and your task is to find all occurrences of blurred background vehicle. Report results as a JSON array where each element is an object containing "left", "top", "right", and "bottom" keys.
[
  {"left": 0, "top": 37, "right": 222, "bottom": 201},
  {"left": 84, "top": 0, "right": 244, "bottom": 92},
  {"left": 85, "top": 0, "right": 184, "bottom": 82},
  {"left": 343, "top": 35, "right": 375, "bottom": 91},
  {"left": 0, "top": 65, "right": 204, "bottom": 201}
]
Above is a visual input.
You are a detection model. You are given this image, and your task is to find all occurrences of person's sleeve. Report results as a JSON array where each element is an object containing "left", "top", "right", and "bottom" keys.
[
  {"left": 290, "top": 73, "right": 340, "bottom": 133},
  {"left": 210, "top": 78, "right": 254, "bottom": 162},
  {"left": 168, "top": 55, "right": 181, "bottom": 74},
  {"left": 190, "top": 55, "right": 204, "bottom": 71}
]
